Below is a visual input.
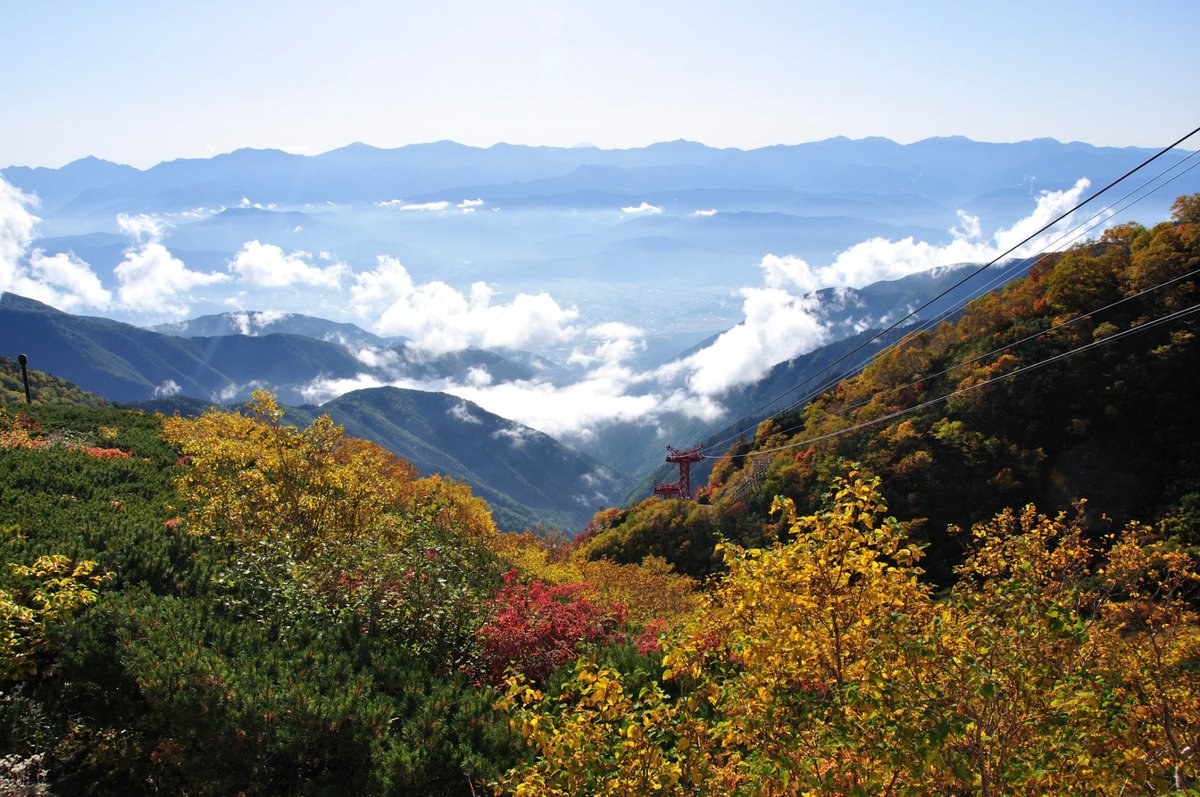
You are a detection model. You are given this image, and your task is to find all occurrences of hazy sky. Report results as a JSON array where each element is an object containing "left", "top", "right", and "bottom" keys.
[{"left": 4, "top": 0, "right": 1198, "bottom": 168}]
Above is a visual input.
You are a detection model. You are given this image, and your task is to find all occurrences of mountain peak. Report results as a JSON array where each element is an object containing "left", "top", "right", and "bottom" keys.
[{"left": 0, "top": 292, "right": 65, "bottom": 314}]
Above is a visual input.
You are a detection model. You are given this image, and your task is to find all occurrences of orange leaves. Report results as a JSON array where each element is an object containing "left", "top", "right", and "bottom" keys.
[{"left": 76, "top": 446, "right": 132, "bottom": 460}]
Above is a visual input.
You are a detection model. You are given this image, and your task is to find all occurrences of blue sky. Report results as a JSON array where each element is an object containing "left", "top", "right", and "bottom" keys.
[{"left": 3, "top": 0, "right": 1198, "bottom": 168}]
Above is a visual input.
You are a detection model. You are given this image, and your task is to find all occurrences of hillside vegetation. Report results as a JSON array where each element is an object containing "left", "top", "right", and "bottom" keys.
[
  {"left": 2, "top": 197, "right": 1198, "bottom": 795},
  {"left": 0, "top": 356, "right": 108, "bottom": 408},
  {"left": 587, "top": 194, "right": 1200, "bottom": 582},
  {"left": 0, "top": 398, "right": 687, "bottom": 795}
]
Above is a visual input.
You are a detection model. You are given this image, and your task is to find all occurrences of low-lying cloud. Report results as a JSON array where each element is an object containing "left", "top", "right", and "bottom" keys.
[
  {"left": 3, "top": 170, "right": 1098, "bottom": 445},
  {"left": 27, "top": 250, "right": 112, "bottom": 310},
  {"left": 115, "top": 241, "right": 230, "bottom": 316},
  {"left": 761, "top": 179, "right": 1092, "bottom": 294},
  {"left": 307, "top": 182, "right": 1097, "bottom": 443},
  {"left": 1, "top": 177, "right": 112, "bottom": 310},
  {"left": 114, "top": 214, "right": 230, "bottom": 317},
  {"left": 621, "top": 202, "right": 663, "bottom": 215},
  {"left": 228, "top": 310, "right": 288, "bottom": 335},
  {"left": 228, "top": 241, "right": 348, "bottom": 288},
  {"left": 350, "top": 255, "right": 579, "bottom": 354},
  {"left": 2, "top": 188, "right": 234, "bottom": 319}
]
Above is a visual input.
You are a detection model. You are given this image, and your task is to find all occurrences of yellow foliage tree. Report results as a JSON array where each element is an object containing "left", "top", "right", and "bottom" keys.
[
  {"left": 1, "top": 549, "right": 109, "bottom": 680},
  {"left": 163, "top": 390, "right": 506, "bottom": 563},
  {"left": 498, "top": 475, "right": 1200, "bottom": 795},
  {"left": 666, "top": 471, "right": 932, "bottom": 794},
  {"left": 496, "top": 662, "right": 709, "bottom": 796},
  {"left": 161, "top": 391, "right": 503, "bottom": 649}
]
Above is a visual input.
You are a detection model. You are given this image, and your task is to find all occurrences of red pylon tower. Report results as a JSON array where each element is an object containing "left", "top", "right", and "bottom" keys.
[{"left": 653, "top": 445, "right": 704, "bottom": 500}]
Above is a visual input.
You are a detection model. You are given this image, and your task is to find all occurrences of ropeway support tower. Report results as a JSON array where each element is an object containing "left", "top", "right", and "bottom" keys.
[{"left": 653, "top": 445, "right": 704, "bottom": 500}]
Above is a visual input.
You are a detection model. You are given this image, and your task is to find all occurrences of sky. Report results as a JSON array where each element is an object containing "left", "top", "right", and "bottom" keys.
[{"left": 3, "top": 0, "right": 1199, "bottom": 168}]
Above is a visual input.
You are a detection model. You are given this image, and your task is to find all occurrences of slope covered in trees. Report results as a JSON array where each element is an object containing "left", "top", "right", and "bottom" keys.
[{"left": 588, "top": 194, "right": 1200, "bottom": 582}]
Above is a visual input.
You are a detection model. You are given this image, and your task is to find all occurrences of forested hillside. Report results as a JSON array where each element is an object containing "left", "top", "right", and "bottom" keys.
[{"left": 587, "top": 194, "right": 1200, "bottom": 583}]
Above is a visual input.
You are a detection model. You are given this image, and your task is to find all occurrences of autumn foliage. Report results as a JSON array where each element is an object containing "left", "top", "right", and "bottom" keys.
[
  {"left": 498, "top": 473, "right": 1200, "bottom": 795},
  {"left": 475, "top": 569, "right": 625, "bottom": 686}
]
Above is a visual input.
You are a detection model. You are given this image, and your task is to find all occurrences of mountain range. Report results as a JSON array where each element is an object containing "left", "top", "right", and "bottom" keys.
[
  {"left": 1, "top": 251, "right": 1030, "bottom": 530},
  {"left": 6, "top": 137, "right": 1195, "bottom": 339}
]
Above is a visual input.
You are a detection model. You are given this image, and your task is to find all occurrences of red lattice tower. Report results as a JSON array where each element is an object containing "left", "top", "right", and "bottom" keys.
[{"left": 653, "top": 445, "right": 704, "bottom": 500}]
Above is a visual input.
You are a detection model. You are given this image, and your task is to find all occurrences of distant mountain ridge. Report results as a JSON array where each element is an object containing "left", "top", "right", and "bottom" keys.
[
  {"left": 153, "top": 310, "right": 399, "bottom": 347},
  {"left": 0, "top": 294, "right": 535, "bottom": 405},
  {"left": 7, "top": 136, "right": 1193, "bottom": 224},
  {"left": 8, "top": 135, "right": 1195, "bottom": 347},
  {"left": 287, "top": 387, "right": 621, "bottom": 532}
]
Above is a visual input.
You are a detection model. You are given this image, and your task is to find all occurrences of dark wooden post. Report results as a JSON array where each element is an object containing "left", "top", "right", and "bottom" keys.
[{"left": 18, "top": 353, "right": 31, "bottom": 405}]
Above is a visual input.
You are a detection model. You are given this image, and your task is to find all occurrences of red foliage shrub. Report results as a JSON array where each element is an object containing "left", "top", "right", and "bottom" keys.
[
  {"left": 634, "top": 618, "right": 667, "bottom": 655},
  {"left": 475, "top": 569, "right": 625, "bottom": 685}
]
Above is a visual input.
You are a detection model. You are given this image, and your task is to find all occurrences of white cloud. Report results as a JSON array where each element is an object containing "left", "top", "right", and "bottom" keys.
[
  {"left": 351, "top": 255, "right": 579, "bottom": 354},
  {"left": 457, "top": 198, "right": 484, "bottom": 210},
  {"left": 179, "top": 206, "right": 221, "bottom": 219},
  {"left": 449, "top": 401, "right": 483, "bottom": 425},
  {"left": 448, "top": 373, "right": 663, "bottom": 443},
  {"left": 568, "top": 322, "right": 645, "bottom": 375},
  {"left": 114, "top": 241, "right": 230, "bottom": 317},
  {"left": 25, "top": 250, "right": 112, "bottom": 310},
  {"left": 621, "top": 202, "right": 663, "bottom": 215},
  {"left": 350, "top": 344, "right": 402, "bottom": 370},
  {"left": 665, "top": 288, "right": 830, "bottom": 396},
  {"left": 465, "top": 365, "right": 493, "bottom": 387},
  {"left": 228, "top": 309, "right": 288, "bottom": 335},
  {"left": 762, "top": 178, "right": 1093, "bottom": 294},
  {"left": 0, "top": 177, "right": 111, "bottom": 311},
  {"left": 401, "top": 201, "right": 451, "bottom": 211},
  {"left": 492, "top": 423, "right": 538, "bottom": 447},
  {"left": 116, "top": 213, "right": 167, "bottom": 242},
  {"left": 228, "top": 240, "right": 348, "bottom": 288},
  {"left": 213, "top": 379, "right": 270, "bottom": 404},
  {"left": 0, "top": 179, "right": 38, "bottom": 278},
  {"left": 692, "top": 208, "right": 718, "bottom": 217},
  {"left": 293, "top": 181, "right": 1103, "bottom": 444},
  {"left": 153, "top": 379, "right": 182, "bottom": 398},
  {"left": 299, "top": 373, "right": 387, "bottom": 404},
  {"left": 107, "top": 209, "right": 232, "bottom": 317}
]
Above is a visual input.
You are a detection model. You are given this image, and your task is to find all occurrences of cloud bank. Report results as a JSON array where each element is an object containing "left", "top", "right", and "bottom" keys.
[
  {"left": 1, "top": 178, "right": 112, "bottom": 310},
  {"left": 2, "top": 172, "right": 1096, "bottom": 444},
  {"left": 228, "top": 241, "right": 348, "bottom": 288},
  {"left": 330, "top": 182, "right": 1096, "bottom": 441},
  {"left": 760, "top": 179, "right": 1092, "bottom": 294},
  {"left": 350, "top": 256, "right": 579, "bottom": 354},
  {"left": 114, "top": 213, "right": 230, "bottom": 317}
]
